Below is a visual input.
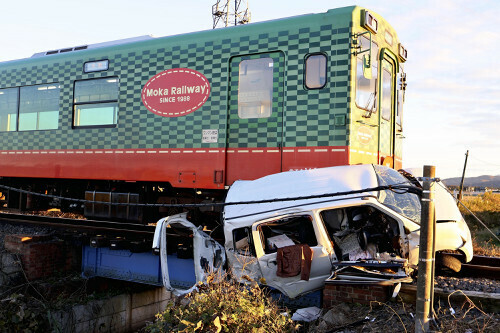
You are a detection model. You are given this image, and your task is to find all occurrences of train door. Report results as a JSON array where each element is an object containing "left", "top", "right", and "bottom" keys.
[
  {"left": 378, "top": 53, "right": 397, "bottom": 168},
  {"left": 226, "top": 52, "right": 284, "bottom": 184}
]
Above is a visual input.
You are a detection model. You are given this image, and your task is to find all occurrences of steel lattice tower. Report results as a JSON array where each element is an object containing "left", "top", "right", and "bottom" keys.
[{"left": 212, "top": 0, "right": 251, "bottom": 29}]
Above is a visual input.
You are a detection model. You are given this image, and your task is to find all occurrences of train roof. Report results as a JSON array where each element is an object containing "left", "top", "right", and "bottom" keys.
[{"left": 0, "top": 6, "right": 365, "bottom": 68}]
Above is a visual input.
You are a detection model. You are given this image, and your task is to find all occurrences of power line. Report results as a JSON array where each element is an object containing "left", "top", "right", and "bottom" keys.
[
  {"left": 469, "top": 155, "right": 500, "bottom": 168},
  {"left": 0, "top": 182, "right": 419, "bottom": 209}
]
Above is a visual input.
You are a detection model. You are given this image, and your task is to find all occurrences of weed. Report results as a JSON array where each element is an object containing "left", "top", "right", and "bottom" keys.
[{"left": 145, "top": 273, "right": 297, "bottom": 332}]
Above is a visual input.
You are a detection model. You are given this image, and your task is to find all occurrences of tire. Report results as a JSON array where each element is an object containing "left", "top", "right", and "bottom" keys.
[{"left": 437, "top": 253, "right": 462, "bottom": 273}]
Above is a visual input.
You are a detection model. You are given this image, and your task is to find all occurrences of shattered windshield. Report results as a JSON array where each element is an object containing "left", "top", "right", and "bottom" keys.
[{"left": 373, "top": 165, "right": 421, "bottom": 224}]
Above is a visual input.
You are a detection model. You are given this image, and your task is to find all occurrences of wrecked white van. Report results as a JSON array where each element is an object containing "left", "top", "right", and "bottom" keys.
[
  {"left": 155, "top": 164, "right": 473, "bottom": 298},
  {"left": 222, "top": 164, "right": 473, "bottom": 298}
]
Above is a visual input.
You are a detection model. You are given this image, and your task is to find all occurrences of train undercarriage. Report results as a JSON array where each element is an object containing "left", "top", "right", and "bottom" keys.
[{"left": 0, "top": 177, "right": 225, "bottom": 233}]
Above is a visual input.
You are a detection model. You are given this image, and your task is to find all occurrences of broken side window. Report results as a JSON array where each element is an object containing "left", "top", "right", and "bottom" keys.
[
  {"left": 232, "top": 227, "right": 255, "bottom": 256},
  {"left": 257, "top": 215, "right": 317, "bottom": 254},
  {"left": 320, "top": 206, "right": 406, "bottom": 261}
]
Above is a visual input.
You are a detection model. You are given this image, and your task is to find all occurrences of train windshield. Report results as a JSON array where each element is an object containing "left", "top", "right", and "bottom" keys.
[{"left": 355, "top": 36, "right": 379, "bottom": 112}]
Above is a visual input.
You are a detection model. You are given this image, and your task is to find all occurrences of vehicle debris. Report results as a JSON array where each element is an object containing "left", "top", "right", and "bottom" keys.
[
  {"left": 291, "top": 306, "right": 322, "bottom": 322},
  {"left": 153, "top": 165, "right": 473, "bottom": 299},
  {"left": 152, "top": 214, "right": 225, "bottom": 295}
]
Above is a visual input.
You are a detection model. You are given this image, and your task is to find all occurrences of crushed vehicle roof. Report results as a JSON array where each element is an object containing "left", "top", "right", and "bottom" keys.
[{"left": 224, "top": 164, "right": 381, "bottom": 222}]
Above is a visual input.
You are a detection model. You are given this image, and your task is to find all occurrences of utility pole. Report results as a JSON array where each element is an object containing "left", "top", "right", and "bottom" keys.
[
  {"left": 415, "top": 165, "right": 436, "bottom": 333},
  {"left": 457, "top": 150, "right": 469, "bottom": 201}
]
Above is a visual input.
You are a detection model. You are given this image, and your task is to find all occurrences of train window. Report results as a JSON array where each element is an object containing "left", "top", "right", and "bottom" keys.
[
  {"left": 381, "top": 65, "right": 393, "bottom": 121},
  {"left": 305, "top": 54, "right": 327, "bottom": 89},
  {"left": 238, "top": 58, "right": 273, "bottom": 119},
  {"left": 73, "top": 77, "right": 119, "bottom": 127},
  {"left": 355, "top": 36, "right": 379, "bottom": 112},
  {"left": 396, "top": 88, "right": 403, "bottom": 127},
  {"left": 84, "top": 60, "right": 109, "bottom": 73},
  {"left": 0, "top": 88, "right": 19, "bottom": 132},
  {"left": 19, "top": 84, "right": 60, "bottom": 131}
]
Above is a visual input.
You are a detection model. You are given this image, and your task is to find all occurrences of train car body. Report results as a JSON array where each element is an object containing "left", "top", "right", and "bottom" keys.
[{"left": 0, "top": 6, "right": 407, "bottom": 214}]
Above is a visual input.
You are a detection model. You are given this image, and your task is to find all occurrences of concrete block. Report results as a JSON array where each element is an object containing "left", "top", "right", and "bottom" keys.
[
  {"left": 94, "top": 311, "right": 128, "bottom": 333},
  {"left": 131, "top": 287, "right": 171, "bottom": 309},
  {"left": 99, "top": 294, "right": 129, "bottom": 315},
  {"left": 131, "top": 289, "right": 155, "bottom": 309},
  {"left": 73, "top": 309, "right": 128, "bottom": 333},
  {"left": 159, "top": 299, "right": 172, "bottom": 310},
  {"left": 72, "top": 300, "right": 105, "bottom": 324},
  {"left": 53, "top": 287, "right": 174, "bottom": 332},
  {"left": 131, "top": 305, "right": 158, "bottom": 327}
]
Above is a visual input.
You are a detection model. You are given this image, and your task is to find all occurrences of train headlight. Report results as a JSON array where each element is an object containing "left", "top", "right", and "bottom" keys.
[
  {"left": 398, "top": 44, "right": 408, "bottom": 62},
  {"left": 362, "top": 10, "right": 378, "bottom": 34}
]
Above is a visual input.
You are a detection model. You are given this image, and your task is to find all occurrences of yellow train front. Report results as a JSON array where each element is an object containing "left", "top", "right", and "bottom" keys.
[
  {"left": 349, "top": 8, "right": 407, "bottom": 169},
  {"left": 0, "top": 6, "right": 407, "bottom": 220}
]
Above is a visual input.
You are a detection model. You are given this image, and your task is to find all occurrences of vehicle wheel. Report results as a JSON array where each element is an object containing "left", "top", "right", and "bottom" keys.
[{"left": 437, "top": 253, "right": 461, "bottom": 273}]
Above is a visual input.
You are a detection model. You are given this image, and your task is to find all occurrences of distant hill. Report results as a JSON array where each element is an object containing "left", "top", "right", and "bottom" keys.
[{"left": 442, "top": 175, "right": 500, "bottom": 188}]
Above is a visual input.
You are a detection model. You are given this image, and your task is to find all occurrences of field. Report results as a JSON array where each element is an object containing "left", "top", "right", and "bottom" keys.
[{"left": 459, "top": 192, "right": 500, "bottom": 256}]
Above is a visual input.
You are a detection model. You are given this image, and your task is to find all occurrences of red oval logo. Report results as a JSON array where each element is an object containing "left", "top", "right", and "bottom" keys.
[{"left": 141, "top": 68, "right": 210, "bottom": 117}]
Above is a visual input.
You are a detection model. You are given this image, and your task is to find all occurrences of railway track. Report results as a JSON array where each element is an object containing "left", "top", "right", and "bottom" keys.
[
  {"left": 441, "top": 253, "right": 500, "bottom": 280},
  {"left": 0, "top": 211, "right": 498, "bottom": 280},
  {"left": 0, "top": 211, "right": 156, "bottom": 238}
]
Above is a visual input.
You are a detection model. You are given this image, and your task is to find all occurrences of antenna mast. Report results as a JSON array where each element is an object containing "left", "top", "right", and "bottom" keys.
[{"left": 212, "top": 0, "right": 251, "bottom": 29}]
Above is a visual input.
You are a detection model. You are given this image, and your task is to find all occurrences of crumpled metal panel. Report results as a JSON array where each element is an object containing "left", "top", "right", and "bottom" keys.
[{"left": 152, "top": 214, "right": 226, "bottom": 296}]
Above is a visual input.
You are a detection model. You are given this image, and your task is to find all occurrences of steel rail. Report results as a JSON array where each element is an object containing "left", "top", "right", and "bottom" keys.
[
  {"left": 0, "top": 212, "right": 156, "bottom": 238},
  {"left": 443, "top": 253, "right": 500, "bottom": 280}
]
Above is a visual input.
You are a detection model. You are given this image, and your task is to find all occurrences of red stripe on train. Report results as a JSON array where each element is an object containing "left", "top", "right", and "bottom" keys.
[{"left": 0, "top": 146, "right": 352, "bottom": 188}]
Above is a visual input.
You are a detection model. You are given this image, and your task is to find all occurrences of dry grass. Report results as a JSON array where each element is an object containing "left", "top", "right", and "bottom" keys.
[
  {"left": 307, "top": 296, "right": 500, "bottom": 333},
  {"left": 459, "top": 192, "right": 500, "bottom": 257},
  {"left": 472, "top": 237, "right": 499, "bottom": 257}
]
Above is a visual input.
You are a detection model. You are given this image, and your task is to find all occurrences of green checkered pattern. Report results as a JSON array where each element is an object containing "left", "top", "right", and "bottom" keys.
[
  {"left": 282, "top": 26, "right": 351, "bottom": 147},
  {"left": 0, "top": 7, "right": 354, "bottom": 151}
]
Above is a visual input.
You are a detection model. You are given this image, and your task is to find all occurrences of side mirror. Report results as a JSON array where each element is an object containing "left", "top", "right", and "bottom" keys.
[{"left": 363, "top": 54, "right": 372, "bottom": 79}]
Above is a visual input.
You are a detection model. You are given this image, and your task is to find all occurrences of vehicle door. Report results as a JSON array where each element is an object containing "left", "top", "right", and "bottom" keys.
[
  {"left": 251, "top": 213, "right": 333, "bottom": 299},
  {"left": 153, "top": 214, "right": 226, "bottom": 295},
  {"left": 378, "top": 52, "right": 397, "bottom": 168},
  {"left": 226, "top": 52, "right": 284, "bottom": 185}
]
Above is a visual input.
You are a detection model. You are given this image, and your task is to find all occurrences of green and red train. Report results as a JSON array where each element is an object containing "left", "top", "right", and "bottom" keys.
[{"left": 0, "top": 6, "right": 407, "bottom": 221}]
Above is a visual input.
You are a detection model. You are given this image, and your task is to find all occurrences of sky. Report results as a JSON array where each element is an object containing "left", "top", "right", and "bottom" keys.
[{"left": 0, "top": 0, "right": 498, "bottom": 179}]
